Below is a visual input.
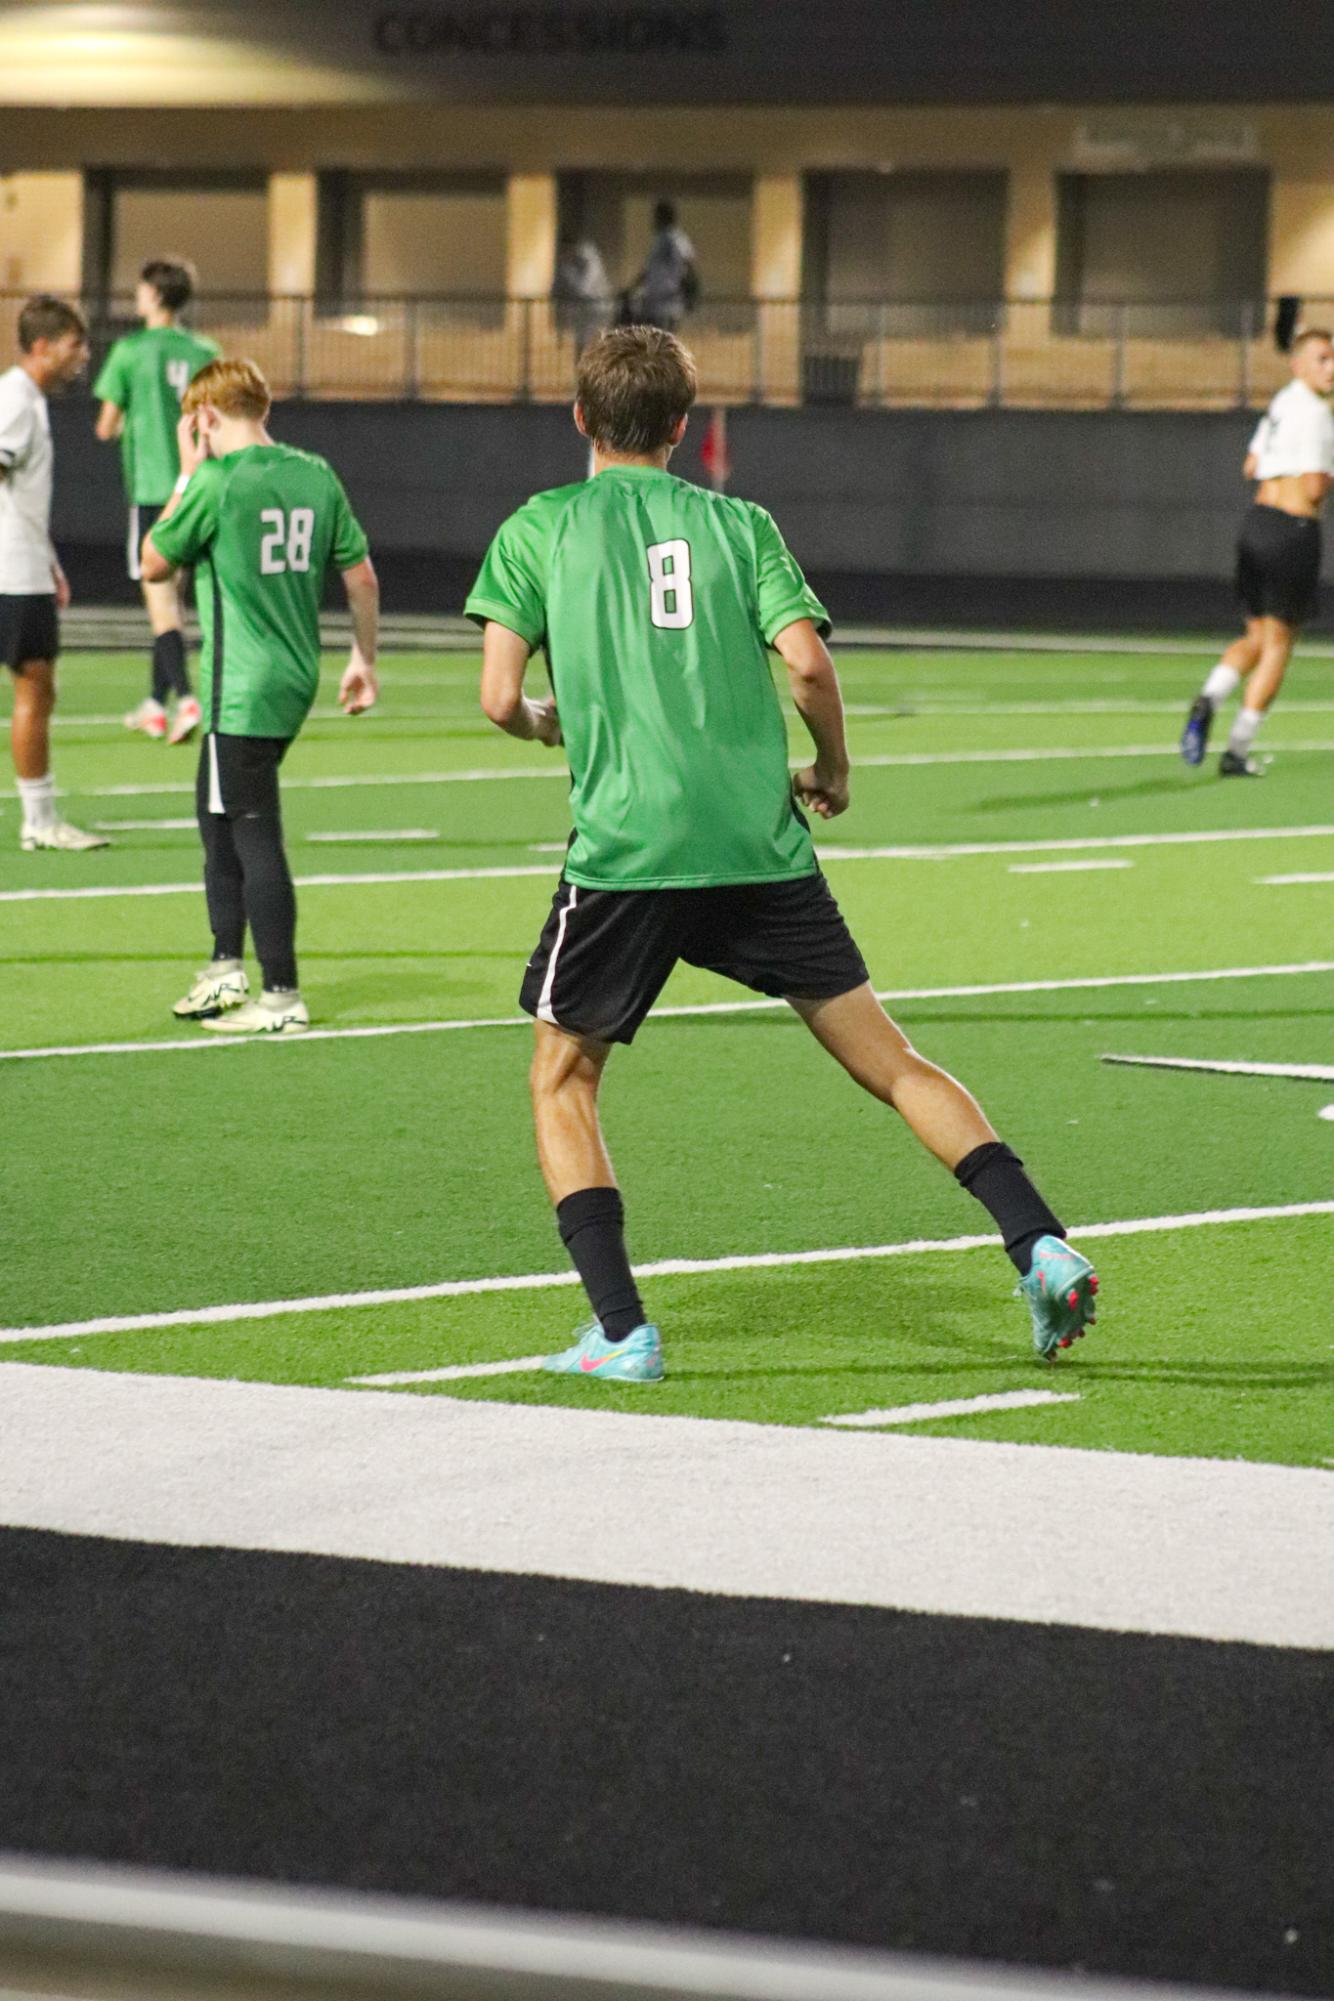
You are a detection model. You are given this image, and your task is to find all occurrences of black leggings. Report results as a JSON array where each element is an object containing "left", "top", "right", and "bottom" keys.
[{"left": 196, "top": 732, "right": 298, "bottom": 990}]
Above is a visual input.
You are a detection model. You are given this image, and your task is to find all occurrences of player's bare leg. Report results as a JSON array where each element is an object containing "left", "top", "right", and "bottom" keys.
[
  {"left": 1220, "top": 615, "right": 1294, "bottom": 774},
  {"left": 791, "top": 982, "right": 1097, "bottom": 1352},
  {"left": 531, "top": 1021, "right": 616, "bottom": 1201},
  {"left": 11, "top": 655, "right": 54, "bottom": 781},
  {"left": 790, "top": 981, "right": 995, "bottom": 1168},
  {"left": 12, "top": 657, "right": 107, "bottom": 850},
  {"left": 530, "top": 1021, "right": 661, "bottom": 1379},
  {"left": 1182, "top": 617, "right": 1264, "bottom": 765}
]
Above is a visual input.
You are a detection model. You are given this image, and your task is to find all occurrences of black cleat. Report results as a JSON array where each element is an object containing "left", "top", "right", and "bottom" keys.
[
  {"left": 1179, "top": 695, "right": 1213, "bottom": 766},
  {"left": 1219, "top": 749, "right": 1265, "bottom": 777}
]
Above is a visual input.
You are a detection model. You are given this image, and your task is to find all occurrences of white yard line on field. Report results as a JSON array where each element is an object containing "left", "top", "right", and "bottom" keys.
[
  {"left": 1, "top": 1364, "right": 1329, "bottom": 1646},
  {"left": 1260, "top": 872, "right": 1334, "bottom": 885},
  {"left": 1102, "top": 1054, "right": 1334, "bottom": 1083},
  {"left": 823, "top": 1389, "right": 1080, "bottom": 1428},
  {"left": 1, "top": 1200, "right": 1328, "bottom": 1346},
  {"left": 306, "top": 829, "right": 440, "bottom": 843},
  {"left": 90, "top": 818, "right": 197, "bottom": 832},
  {"left": 819, "top": 823, "right": 1334, "bottom": 861},
  {"left": 0, "top": 864, "right": 555, "bottom": 903},
  {"left": 857, "top": 742, "right": 1333, "bottom": 767},
  {"left": 2, "top": 960, "right": 1330, "bottom": 1065},
  {"left": 72, "top": 745, "right": 1334, "bottom": 799},
  {"left": 351, "top": 1355, "right": 549, "bottom": 1385},
  {"left": 8, "top": 824, "right": 1334, "bottom": 903},
  {"left": 86, "top": 768, "right": 567, "bottom": 798},
  {"left": 1007, "top": 859, "right": 1132, "bottom": 875}
]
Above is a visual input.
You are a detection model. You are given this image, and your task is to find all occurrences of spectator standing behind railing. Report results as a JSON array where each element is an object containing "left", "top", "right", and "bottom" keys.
[
  {"left": 553, "top": 235, "right": 613, "bottom": 355},
  {"left": 632, "top": 200, "right": 699, "bottom": 334}
]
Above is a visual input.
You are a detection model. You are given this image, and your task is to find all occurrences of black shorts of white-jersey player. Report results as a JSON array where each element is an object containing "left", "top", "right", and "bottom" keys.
[
  {"left": 472, "top": 324, "right": 1099, "bottom": 1378},
  {"left": 1181, "top": 328, "right": 1334, "bottom": 777}
]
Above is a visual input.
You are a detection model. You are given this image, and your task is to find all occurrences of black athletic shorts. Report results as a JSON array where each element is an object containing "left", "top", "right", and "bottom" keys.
[
  {"left": 521, "top": 871, "right": 870, "bottom": 1045},
  {"left": 0, "top": 592, "right": 58, "bottom": 672},
  {"left": 127, "top": 502, "right": 166, "bottom": 583},
  {"left": 1235, "top": 503, "right": 1322, "bottom": 625},
  {"left": 196, "top": 731, "right": 291, "bottom": 823}
]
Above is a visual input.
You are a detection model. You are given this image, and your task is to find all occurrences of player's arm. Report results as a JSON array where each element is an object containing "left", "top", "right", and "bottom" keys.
[
  {"left": 774, "top": 618, "right": 850, "bottom": 820},
  {"left": 338, "top": 558, "right": 380, "bottom": 714},
  {"left": 92, "top": 342, "right": 128, "bottom": 442},
  {"left": 140, "top": 411, "right": 207, "bottom": 580},
  {"left": 479, "top": 622, "right": 562, "bottom": 745}
]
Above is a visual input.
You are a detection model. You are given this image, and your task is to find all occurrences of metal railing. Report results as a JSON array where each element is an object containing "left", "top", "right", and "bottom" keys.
[{"left": 10, "top": 294, "right": 1317, "bottom": 411}]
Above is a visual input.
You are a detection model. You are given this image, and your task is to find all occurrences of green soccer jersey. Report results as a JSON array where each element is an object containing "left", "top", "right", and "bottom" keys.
[
  {"left": 93, "top": 325, "right": 222, "bottom": 505},
  {"left": 149, "top": 443, "right": 369, "bottom": 740},
  {"left": 466, "top": 466, "right": 829, "bottom": 890}
]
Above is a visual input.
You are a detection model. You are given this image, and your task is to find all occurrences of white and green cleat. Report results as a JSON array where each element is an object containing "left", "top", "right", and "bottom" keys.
[
  {"left": 201, "top": 991, "right": 309, "bottom": 1035},
  {"left": 20, "top": 819, "right": 110, "bottom": 852},
  {"left": 173, "top": 961, "right": 249, "bottom": 1020}
]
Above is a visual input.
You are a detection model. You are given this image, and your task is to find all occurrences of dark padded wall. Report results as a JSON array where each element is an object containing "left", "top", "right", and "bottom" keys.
[{"left": 50, "top": 400, "right": 1267, "bottom": 618}]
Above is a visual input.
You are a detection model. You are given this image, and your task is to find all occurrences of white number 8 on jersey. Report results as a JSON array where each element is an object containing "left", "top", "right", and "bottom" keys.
[{"left": 646, "top": 538, "right": 694, "bottom": 629}]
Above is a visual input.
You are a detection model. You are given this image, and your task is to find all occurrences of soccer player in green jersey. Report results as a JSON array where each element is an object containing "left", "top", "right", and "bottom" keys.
[
  {"left": 467, "top": 327, "right": 1099, "bottom": 1374},
  {"left": 94, "top": 259, "right": 221, "bottom": 745},
  {"left": 141, "top": 358, "right": 379, "bottom": 1034}
]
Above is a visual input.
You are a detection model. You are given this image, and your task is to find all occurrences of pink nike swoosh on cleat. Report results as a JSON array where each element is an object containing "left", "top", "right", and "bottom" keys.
[{"left": 579, "top": 1351, "right": 622, "bottom": 1372}]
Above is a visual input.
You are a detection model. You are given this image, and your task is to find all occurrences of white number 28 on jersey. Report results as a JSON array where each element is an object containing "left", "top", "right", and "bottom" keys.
[
  {"left": 259, "top": 507, "right": 316, "bottom": 575},
  {"left": 646, "top": 538, "right": 694, "bottom": 629}
]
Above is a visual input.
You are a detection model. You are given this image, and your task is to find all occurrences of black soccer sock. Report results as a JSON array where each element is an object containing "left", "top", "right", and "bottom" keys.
[
  {"left": 556, "top": 1186, "right": 646, "bottom": 1342},
  {"left": 231, "top": 809, "right": 298, "bottom": 990},
  {"left": 954, "top": 1141, "right": 1065, "bottom": 1276},
  {"left": 152, "top": 629, "right": 189, "bottom": 702}
]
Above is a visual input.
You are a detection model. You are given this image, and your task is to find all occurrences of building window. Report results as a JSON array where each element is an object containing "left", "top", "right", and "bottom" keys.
[
  {"left": 1055, "top": 170, "right": 1269, "bottom": 335},
  {"left": 84, "top": 169, "right": 269, "bottom": 310},
  {"left": 315, "top": 173, "right": 507, "bottom": 307},
  {"left": 804, "top": 171, "right": 1007, "bottom": 333}
]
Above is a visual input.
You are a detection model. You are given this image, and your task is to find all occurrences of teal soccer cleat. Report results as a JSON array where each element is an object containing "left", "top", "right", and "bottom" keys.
[
  {"left": 1018, "top": 1235, "right": 1099, "bottom": 1359},
  {"left": 542, "top": 1318, "right": 664, "bottom": 1383}
]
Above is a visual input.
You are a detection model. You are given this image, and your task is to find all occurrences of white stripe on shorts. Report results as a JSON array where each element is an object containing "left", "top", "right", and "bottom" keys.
[
  {"left": 127, "top": 505, "right": 141, "bottom": 583},
  {"left": 206, "top": 733, "right": 224, "bottom": 816},
  {"left": 536, "top": 883, "right": 578, "bottom": 1024}
]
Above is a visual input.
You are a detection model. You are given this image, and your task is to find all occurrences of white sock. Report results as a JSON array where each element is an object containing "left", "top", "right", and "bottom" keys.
[
  {"left": 1227, "top": 706, "right": 1264, "bottom": 757},
  {"left": 1202, "top": 663, "right": 1241, "bottom": 708},
  {"left": 16, "top": 773, "right": 56, "bottom": 832}
]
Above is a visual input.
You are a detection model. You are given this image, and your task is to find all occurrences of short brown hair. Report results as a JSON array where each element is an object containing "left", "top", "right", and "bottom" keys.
[
  {"left": 18, "top": 295, "right": 87, "bottom": 352},
  {"left": 1294, "top": 326, "right": 1334, "bottom": 352},
  {"left": 182, "top": 357, "right": 271, "bottom": 422},
  {"left": 576, "top": 325, "right": 696, "bottom": 453},
  {"left": 141, "top": 257, "right": 197, "bottom": 313}
]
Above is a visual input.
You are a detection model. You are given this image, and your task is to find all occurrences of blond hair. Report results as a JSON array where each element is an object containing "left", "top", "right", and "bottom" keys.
[
  {"left": 576, "top": 325, "right": 696, "bottom": 453},
  {"left": 182, "top": 357, "right": 271, "bottom": 421}
]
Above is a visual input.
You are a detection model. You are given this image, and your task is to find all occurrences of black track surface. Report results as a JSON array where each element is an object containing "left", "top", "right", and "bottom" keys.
[{"left": 2, "top": 1528, "right": 1329, "bottom": 1994}]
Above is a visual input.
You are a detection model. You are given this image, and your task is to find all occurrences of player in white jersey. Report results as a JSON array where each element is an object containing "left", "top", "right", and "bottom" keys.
[
  {"left": 1180, "top": 327, "right": 1334, "bottom": 775},
  {"left": 0, "top": 296, "right": 108, "bottom": 850}
]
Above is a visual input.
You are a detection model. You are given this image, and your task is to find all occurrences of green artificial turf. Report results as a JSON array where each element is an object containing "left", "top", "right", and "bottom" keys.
[{"left": 4, "top": 642, "right": 1331, "bottom": 1467}]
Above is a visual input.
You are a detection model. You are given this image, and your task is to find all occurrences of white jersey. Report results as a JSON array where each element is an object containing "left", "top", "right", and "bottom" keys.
[
  {"left": 0, "top": 365, "right": 55, "bottom": 595},
  {"left": 1247, "top": 378, "right": 1334, "bottom": 481}
]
